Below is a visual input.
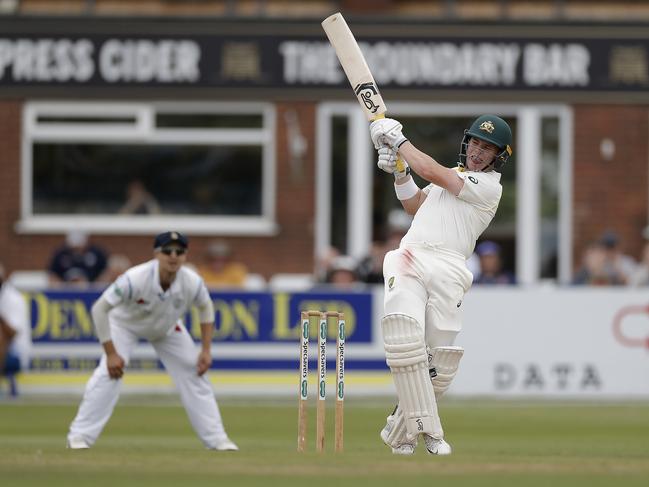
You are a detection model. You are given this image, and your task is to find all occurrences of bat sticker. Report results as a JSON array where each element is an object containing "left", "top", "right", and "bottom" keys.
[{"left": 354, "top": 82, "right": 380, "bottom": 113}]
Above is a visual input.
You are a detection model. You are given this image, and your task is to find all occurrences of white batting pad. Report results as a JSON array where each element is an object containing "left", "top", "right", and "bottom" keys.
[
  {"left": 382, "top": 313, "right": 443, "bottom": 440},
  {"left": 380, "top": 406, "right": 408, "bottom": 449},
  {"left": 428, "top": 346, "right": 464, "bottom": 397}
]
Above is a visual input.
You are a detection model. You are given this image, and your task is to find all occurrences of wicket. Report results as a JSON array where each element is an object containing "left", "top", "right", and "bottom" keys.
[{"left": 297, "top": 310, "right": 345, "bottom": 453}]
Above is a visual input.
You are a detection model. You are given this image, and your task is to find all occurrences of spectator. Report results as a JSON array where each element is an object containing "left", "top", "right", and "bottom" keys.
[
  {"left": 598, "top": 231, "right": 636, "bottom": 285},
  {"left": 197, "top": 240, "right": 248, "bottom": 289},
  {"left": 357, "top": 241, "right": 386, "bottom": 284},
  {"left": 629, "top": 241, "right": 649, "bottom": 286},
  {"left": 325, "top": 255, "right": 362, "bottom": 289},
  {"left": 315, "top": 245, "right": 341, "bottom": 283},
  {"left": 358, "top": 210, "right": 412, "bottom": 284},
  {"left": 474, "top": 241, "right": 515, "bottom": 285},
  {"left": 0, "top": 263, "right": 31, "bottom": 379},
  {"left": 48, "top": 231, "right": 108, "bottom": 286},
  {"left": 573, "top": 242, "right": 612, "bottom": 285},
  {"left": 118, "top": 179, "right": 161, "bottom": 215}
]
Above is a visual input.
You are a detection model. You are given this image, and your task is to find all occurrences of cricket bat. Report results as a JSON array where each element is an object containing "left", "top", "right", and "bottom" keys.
[{"left": 322, "top": 12, "right": 406, "bottom": 172}]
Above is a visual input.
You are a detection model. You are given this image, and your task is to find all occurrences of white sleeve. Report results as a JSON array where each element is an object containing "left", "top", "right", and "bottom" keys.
[
  {"left": 456, "top": 172, "right": 502, "bottom": 211},
  {"left": 0, "top": 287, "right": 28, "bottom": 334},
  {"left": 91, "top": 294, "right": 114, "bottom": 343},
  {"left": 103, "top": 273, "right": 133, "bottom": 306},
  {"left": 193, "top": 280, "right": 214, "bottom": 323}
]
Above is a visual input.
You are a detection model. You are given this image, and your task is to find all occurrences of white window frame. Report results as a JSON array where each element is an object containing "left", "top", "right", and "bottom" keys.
[
  {"left": 316, "top": 102, "right": 573, "bottom": 285},
  {"left": 17, "top": 101, "right": 278, "bottom": 236}
]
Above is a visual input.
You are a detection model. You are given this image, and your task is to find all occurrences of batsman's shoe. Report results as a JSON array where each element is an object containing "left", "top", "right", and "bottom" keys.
[
  {"left": 423, "top": 435, "right": 452, "bottom": 455},
  {"left": 66, "top": 436, "right": 90, "bottom": 449},
  {"left": 211, "top": 437, "right": 239, "bottom": 451}
]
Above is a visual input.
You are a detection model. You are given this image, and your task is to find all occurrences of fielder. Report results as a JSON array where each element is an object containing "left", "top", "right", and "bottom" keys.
[
  {"left": 67, "top": 231, "right": 238, "bottom": 451},
  {"left": 370, "top": 115, "right": 513, "bottom": 455},
  {"left": 0, "top": 263, "right": 31, "bottom": 378}
]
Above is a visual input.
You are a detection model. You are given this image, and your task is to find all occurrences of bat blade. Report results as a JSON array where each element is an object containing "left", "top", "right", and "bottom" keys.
[
  {"left": 322, "top": 12, "right": 385, "bottom": 121},
  {"left": 322, "top": 12, "right": 405, "bottom": 171}
]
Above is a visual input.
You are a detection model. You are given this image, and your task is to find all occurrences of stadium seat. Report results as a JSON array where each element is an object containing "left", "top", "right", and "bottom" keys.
[
  {"left": 268, "top": 273, "right": 314, "bottom": 291},
  {"left": 244, "top": 273, "right": 267, "bottom": 290}
]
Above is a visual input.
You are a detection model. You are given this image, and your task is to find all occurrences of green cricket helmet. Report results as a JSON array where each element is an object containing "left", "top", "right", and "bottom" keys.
[{"left": 458, "top": 115, "right": 513, "bottom": 172}]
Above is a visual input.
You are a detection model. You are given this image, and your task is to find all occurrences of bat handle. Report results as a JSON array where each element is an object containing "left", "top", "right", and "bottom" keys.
[
  {"left": 395, "top": 157, "right": 406, "bottom": 173},
  {"left": 371, "top": 114, "right": 406, "bottom": 174}
]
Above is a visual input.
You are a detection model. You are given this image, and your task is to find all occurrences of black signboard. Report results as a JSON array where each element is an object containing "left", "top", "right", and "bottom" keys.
[{"left": 0, "top": 18, "right": 647, "bottom": 96}]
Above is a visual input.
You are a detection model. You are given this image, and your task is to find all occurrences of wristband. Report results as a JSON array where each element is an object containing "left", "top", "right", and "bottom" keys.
[
  {"left": 394, "top": 177, "right": 419, "bottom": 201},
  {"left": 396, "top": 137, "right": 409, "bottom": 148}
]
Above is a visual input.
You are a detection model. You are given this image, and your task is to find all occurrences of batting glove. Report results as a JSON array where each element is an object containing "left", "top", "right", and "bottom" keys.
[
  {"left": 377, "top": 146, "right": 410, "bottom": 179},
  {"left": 370, "top": 118, "right": 408, "bottom": 150}
]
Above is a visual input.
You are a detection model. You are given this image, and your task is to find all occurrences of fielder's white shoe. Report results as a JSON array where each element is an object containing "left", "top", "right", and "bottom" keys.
[
  {"left": 211, "top": 437, "right": 239, "bottom": 451},
  {"left": 66, "top": 436, "right": 90, "bottom": 449},
  {"left": 380, "top": 414, "right": 416, "bottom": 455},
  {"left": 423, "top": 435, "right": 452, "bottom": 455}
]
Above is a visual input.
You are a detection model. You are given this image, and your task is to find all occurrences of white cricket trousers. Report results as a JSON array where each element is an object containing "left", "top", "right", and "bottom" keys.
[
  {"left": 383, "top": 243, "right": 473, "bottom": 349},
  {"left": 68, "top": 323, "right": 228, "bottom": 448}
]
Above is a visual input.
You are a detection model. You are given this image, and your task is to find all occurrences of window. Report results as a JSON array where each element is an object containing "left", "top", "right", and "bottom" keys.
[
  {"left": 317, "top": 102, "right": 572, "bottom": 284},
  {"left": 19, "top": 102, "right": 277, "bottom": 235}
]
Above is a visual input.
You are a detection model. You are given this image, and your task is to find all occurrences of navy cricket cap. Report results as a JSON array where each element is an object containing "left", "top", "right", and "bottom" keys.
[{"left": 153, "top": 231, "right": 188, "bottom": 249}]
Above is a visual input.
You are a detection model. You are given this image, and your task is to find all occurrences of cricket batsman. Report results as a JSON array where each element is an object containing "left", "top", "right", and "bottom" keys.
[{"left": 369, "top": 115, "right": 513, "bottom": 455}]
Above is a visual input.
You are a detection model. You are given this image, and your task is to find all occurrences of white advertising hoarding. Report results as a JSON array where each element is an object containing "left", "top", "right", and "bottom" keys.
[{"left": 453, "top": 288, "right": 649, "bottom": 397}]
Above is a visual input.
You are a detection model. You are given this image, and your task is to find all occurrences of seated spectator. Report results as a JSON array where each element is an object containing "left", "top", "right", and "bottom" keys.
[
  {"left": 48, "top": 231, "right": 108, "bottom": 286},
  {"left": 323, "top": 255, "right": 363, "bottom": 289},
  {"left": 0, "top": 263, "right": 31, "bottom": 382},
  {"left": 118, "top": 179, "right": 161, "bottom": 215},
  {"left": 474, "top": 241, "right": 516, "bottom": 285},
  {"left": 198, "top": 240, "right": 248, "bottom": 289},
  {"left": 573, "top": 242, "right": 610, "bottom": 285},
  {"left": 598, "top": 231, "right": 636, "bottom": 285},
  {"left": 315, "top": 245, "right": 342, "bottom": 283},
  {"left": 358, "top": 209, "right": 412, "bottom": 284},
  {"left": 97, "top": 254, "right": 132, "bottom": 286},
  {"left": 629, "top": 241, "right": 649, "bottom": 286},
  {"left": 357, "top": 241, "right": 386, "bottom": 284}
]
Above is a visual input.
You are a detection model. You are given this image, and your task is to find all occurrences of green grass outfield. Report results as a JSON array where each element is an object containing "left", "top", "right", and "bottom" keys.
[{"left": 0, "top": 397, "right": 648, "bottom": 487}]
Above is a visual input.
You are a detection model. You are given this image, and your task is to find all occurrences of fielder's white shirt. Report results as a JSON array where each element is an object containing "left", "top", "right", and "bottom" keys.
[
  {"left": 103, "top": 259, "right": 211, "bottom": 341},
  {"left": 401, "top": 169, "right": 502, "bottom": 259},
  {"left": 0, "top": 282, "right": 31, "bottom": 369}
]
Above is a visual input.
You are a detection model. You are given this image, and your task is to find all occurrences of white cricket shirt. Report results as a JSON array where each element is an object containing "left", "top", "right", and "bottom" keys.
[
  {"left": 0, "top": 282, "right": 31, "bottom": 369},
  {"left": 401, "top": 169, "right": 502, "bottom": 259},
  {"left": 103, "top": 259, "right": 212, "bottom": 341}
]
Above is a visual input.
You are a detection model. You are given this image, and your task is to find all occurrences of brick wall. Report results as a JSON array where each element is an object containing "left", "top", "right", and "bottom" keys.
[{"left": 572, "top": 105, "right": 648, "bottom": 268}]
